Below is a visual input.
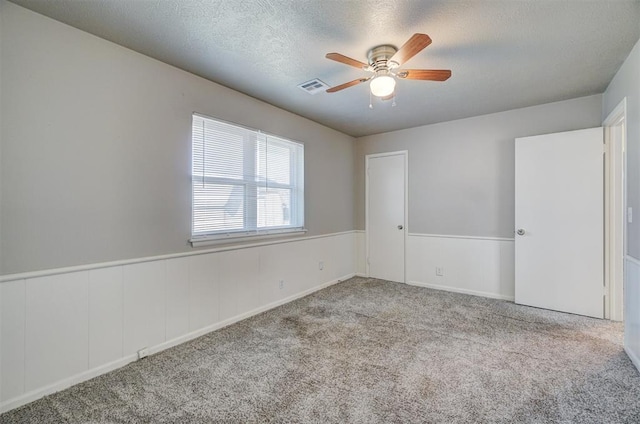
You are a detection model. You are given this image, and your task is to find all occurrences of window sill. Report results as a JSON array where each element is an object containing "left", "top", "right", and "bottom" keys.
[{"left": 189, "top": 228, "right": 308, "bottom": 248}]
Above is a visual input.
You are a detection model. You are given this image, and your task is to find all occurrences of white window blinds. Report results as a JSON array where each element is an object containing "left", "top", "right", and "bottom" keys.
[{"left": 191, "top": 114, "right": 304, "bottom": 240}]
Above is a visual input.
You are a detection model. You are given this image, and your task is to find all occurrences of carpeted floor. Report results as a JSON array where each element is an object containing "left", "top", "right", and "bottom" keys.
[{"left": 3, "top": 276, "right": 640, "bottom": 423}]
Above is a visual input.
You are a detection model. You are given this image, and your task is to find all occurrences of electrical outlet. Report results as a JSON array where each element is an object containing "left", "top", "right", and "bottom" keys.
[
  {"left": 137, "top": 347, "right": 149, "bottom": 360},
  {"left": 319, "top": 261, "right": 324, "bottom": 271},
  {"left": 435, "top": 267, "right": 444, "bottom": 276},
  {"left": 279, "top": 280, "right": 284, "bottom": 289}
]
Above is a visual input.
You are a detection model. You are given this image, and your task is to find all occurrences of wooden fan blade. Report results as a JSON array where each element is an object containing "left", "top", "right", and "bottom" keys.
[
  {"left": 326, "top": 77, "right": 371, "bottom": 93},
  {"left": 325, "top": 53, "right": 369, "bottom": 70},
  {"left": 396, "top": 69, "right": 451, "bottom": 81},
  {"left": 389, "top": 33, "right": 432, "bottom": 67}
]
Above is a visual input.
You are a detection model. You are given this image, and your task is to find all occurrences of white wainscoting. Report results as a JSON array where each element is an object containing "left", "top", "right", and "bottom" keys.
[
  {"left": 625, "top": 255, "right": 640, "bottom": 372},
  {"left": 355, "top": 230, "right": 367, "bottom": 276},
  {"left": 0, "top": 231, "right": 356, "bottom": 413},
  {"left": 406, "top": 234, "right": 515, "bottom": 301}
]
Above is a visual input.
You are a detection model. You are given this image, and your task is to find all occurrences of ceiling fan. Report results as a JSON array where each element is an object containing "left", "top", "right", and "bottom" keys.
[{"left": 325, "top": 33, "right": 451, "bottom": 99}]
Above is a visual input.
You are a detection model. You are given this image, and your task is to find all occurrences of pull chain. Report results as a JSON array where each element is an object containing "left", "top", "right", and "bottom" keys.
[{"left": 369, "top": 89, "right": 373, "bottom": 109}]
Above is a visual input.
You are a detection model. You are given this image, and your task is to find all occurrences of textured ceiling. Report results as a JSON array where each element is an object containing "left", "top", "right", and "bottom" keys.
[{"left": 9, "top": 0, "right": 640, "bottom": 137}]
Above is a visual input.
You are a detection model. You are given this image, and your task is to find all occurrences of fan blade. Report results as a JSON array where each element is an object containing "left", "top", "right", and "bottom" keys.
[
  {"left": 389, "top": 33, "right": 432, "bottom": 67},
  {"left": 396, "top": 69, "right": 451, "bottom": 81},
  {"left": 326, "top": 53, "right": 369, "bottom": 70},
  {"left": 326, "top": 77, "right": 371, "bottom": 93}
]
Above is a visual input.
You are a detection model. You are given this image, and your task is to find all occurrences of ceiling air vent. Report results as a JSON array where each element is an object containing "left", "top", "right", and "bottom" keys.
[{"left": 297, "top": 78, "right": 329, "bottom": 95}]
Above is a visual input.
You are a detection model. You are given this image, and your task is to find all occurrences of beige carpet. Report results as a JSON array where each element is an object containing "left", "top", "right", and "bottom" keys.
[{"left": 3, "top": 276, "right": 640, "bottom": 423}]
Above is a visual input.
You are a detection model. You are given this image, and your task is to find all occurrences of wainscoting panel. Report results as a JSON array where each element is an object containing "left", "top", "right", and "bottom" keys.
[
  {"left": 355, "top": 230, "right": 366, "bottom": 276},
  {"left": 217, "top": 249, "right": 248, "bottom": 322},
  {"left": 123, "top": 261, "right": 167, "bottom": 357},
  {"left": 88, "top": 267, "right": 124, "bottom": 369},
  {"left": 311, "top": 232, "right": 355, "bottom": 284},
  {"left": 1, "top": 280, "right": 26, "bottom": 402},
  {"left": 188, "top": 254, "right": 220, "bottom": 332},
  {"left": 259, "top": 241, "right": 306, "bottom": 303},
  {"left": 625, "top": 256, "right": 640, "bottom": 372},
  {"left": 406, "top": 234, "right": 515, "bottom": 300},
  {"left": 0, "top": 231, "right": 357, "bottom": 412},
  {"left": 25, "top": 272, "right": 89, "bottom": 392},
  {"left": 499, "top": 242, "right": 516, "bottom": 297},
  {"left": 165, "top": 257, "right": 190, "bottom": 341},
  {"left": 227, "top": 249, "right": 262, "bottom": 319},
  {"left": 332, "top": 232, "right": 356, "bottom": 281}
]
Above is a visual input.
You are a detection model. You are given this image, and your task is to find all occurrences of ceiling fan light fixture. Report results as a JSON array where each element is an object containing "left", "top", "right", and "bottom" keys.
[
  {"left": 370, "top": 75, "right": 396, "bottom": 97},
  {"left": 324, "top": 33, "right": 449, "bottom": 100}
]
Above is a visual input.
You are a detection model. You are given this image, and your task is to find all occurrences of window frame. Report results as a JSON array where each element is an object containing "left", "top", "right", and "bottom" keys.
[{"left": 189, "top": 113, "right": 306, "bottom": 247}]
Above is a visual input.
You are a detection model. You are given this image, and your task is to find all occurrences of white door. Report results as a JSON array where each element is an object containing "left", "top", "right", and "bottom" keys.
[
  {"left": 515, "top": 128, "right": 603, "bottom": 318},
  {"left": 367, "top": 152, "right": 406, "bottom": 282}
]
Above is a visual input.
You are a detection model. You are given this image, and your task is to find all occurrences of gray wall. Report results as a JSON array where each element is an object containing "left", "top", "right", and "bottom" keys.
[
  {"left": 0, "top": 2, "right": 355, "bottom": 275},
  {"left": 355, "top": 95, "right": 603, "bottom": 237},
  {"left": 0, "top": 1, "right": 4, "bottom": 276},
  {"left": 603, "top": 38, "right": 640, "bottom": 260}
]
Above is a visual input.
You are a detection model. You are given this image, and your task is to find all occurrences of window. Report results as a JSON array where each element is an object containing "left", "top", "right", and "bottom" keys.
[{"left": 190, "top": 114, "right": 304, "bottom": 244}]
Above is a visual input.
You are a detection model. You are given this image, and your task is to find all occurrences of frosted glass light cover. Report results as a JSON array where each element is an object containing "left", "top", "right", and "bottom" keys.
[{"left": 370, "top": 75, "right": 396, "bottom": 97}]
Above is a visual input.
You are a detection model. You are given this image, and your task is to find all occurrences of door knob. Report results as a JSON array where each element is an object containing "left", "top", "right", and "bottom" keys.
[
  {"left": 516, "top": 229, "right": 525, "bottom": 236},
  {"left": 397, "top": 225, "right": 404, "bottom": 230}
]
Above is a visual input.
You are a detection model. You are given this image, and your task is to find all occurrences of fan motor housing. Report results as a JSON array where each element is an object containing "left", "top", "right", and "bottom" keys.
[{"left": 367, "top": 45, "right": 398, "bottom": 71}]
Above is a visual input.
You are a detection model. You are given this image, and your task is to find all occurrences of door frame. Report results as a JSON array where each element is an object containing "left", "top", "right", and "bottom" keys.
[
  {"left": 603, "top": 98, "right": 627, "bottom": 321},
  {"left": 365, "top": 150, "right": 409, "bottom": 282}
]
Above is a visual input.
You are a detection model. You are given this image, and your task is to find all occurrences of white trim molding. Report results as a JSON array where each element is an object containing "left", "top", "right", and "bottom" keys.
[
  {"left": 603, "top": 97, "right": 627, "bottom": 321},
  {"left": 0, "top": 230, "right": 357, "bottom": 283},
  {"left": 190, "top": 228, "right": 308, "bottom": 248},
  {"left": 626, "top": 346, "right": 640, "bottom": 373}
]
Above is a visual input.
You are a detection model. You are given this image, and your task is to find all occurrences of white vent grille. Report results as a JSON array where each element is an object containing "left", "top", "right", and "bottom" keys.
[{"left": 297, "top": 79, "right": 329, "bottom": 95}]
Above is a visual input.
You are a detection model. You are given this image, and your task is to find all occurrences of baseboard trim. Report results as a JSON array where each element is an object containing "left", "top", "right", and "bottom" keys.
[
  {"left": 355, "top": 273, "right": 368, "bottom": 277},
  {"left": 625, "top": 345, "right": 640, "bottom": 373},
  {"left": 0, "top": 273, "right": 354, "bottom": 414},
  {"left": 0, "top": 355, "right": 137, "bottom": 414},
  {"left": 407, "top": 280, "right": 515, "bottom": 301}
]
